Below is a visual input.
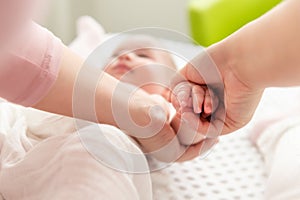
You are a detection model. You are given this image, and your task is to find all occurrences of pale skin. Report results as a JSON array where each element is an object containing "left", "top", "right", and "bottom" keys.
[
  {"left": 105, "top": 36, "right": 218, "bottom": 154},
  {"left": 105, "top": 36, "right": 217, "bottom": 116},
  {"left": 33, "top": 36, "right": 217, "bottom": 162},
  {"left": 172, "top": 0, "right": 300, "bottom": 136}
]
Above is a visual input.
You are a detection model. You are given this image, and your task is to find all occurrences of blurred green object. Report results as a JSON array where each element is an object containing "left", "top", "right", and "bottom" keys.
[{"left": 189, "top": 0, "right": 282, "bottom": 46}]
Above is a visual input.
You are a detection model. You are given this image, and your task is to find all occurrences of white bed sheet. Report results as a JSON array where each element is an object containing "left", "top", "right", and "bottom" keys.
[{"left": 151, "top": 130, "right": 266, "bottom": 200}]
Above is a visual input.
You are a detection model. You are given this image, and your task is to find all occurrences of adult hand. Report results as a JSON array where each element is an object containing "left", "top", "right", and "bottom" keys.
[
  {"left": 171, "top": 47, "right": 264, "bottom": 137},
  {"left": 171, "top": 0, "right": 300, "bottom": 137}
]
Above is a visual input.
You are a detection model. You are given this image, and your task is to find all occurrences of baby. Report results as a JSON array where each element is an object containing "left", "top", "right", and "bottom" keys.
[
  {"left": 104, "top": 35, "right": 218, "bottom": 145},
  {"left": 105, "top": 35, "right": 176, "bottom": 100}
]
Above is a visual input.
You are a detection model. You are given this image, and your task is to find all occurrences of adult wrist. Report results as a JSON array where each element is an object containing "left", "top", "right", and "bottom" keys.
[{"left": 209, "top": 33, "right": 266, "bottom": 91}]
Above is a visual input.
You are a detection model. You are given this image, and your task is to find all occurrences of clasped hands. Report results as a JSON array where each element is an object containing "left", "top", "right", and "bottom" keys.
[
  {"left": 122, "top": 55, "right": 220, "bottom": 162},
  {"left": 126, "top": 79, "right": 219, "bottom": 163},
  {"left": 125, "top": 50, "right": 263, "bottom": 163}
]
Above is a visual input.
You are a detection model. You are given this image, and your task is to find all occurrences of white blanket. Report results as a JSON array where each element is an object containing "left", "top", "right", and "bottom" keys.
[
  {"left": 245, "top": 86, "right": 300, "bottom": 200},
  {"left": 0, "top": 101, "right": 152, "bottom": 200},
  {"left": 254, "top": 117, "right": 300, "bottom": 200}
]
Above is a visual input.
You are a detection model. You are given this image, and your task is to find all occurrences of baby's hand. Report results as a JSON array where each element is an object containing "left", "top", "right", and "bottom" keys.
[
  {"left": 170, "top": 81, "right": 219, "bottom": 145},
  {"left": 172, "top": 81, "right": 219, "bottom": 118}
]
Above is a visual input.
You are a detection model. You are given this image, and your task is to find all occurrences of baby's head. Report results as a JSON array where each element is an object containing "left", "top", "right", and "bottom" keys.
[{"left": 105, "top": 35, "right": 177, "bottom": 99}]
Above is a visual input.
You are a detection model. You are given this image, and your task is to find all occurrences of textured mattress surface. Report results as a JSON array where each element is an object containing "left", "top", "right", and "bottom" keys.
[{"left": 151, "top": 130, "right": 266, "bottom": 200}]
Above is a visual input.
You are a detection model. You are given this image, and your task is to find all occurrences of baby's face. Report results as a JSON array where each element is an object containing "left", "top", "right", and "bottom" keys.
[{"left": 105, "top": 37, "right": 176, "bottom": 99}]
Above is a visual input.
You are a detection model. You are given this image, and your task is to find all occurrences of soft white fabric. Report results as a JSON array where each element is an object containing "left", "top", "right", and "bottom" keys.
[
  {"left": 256, "top": 118, "right": 300, "bottom": 200},
  {"left": 248, "top": 87, "right": 300, "bottom": 200},
  {"left": 0, "top": 102, "right": 152, "bottom": 200},
  {"left": 68, "top": 16, "right": 110, "bottom": 58}
]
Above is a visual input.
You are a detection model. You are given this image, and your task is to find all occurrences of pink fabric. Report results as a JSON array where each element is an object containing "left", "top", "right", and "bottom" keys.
[
  {"left": 0, "top": 0, "right": 34, "bottom": 45},
  {"left": 0, "top": 21, "right": 63, "bottom": 106}
]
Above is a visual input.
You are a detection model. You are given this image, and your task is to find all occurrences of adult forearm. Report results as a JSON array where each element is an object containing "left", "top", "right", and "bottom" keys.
[
  {"left": 33, "top": 46, "right": 120, "bottom": 126},
  {"left": 210, "top": 0, "right": 300, "bottom": 90},
  {"left": 34, "top": 46, "right": 154, "bottom": 128}
]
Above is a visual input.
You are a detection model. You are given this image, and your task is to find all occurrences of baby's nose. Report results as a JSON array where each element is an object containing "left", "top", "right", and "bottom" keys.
[{"left": 119, "top": 52, "right": 134, "bottom": 61}]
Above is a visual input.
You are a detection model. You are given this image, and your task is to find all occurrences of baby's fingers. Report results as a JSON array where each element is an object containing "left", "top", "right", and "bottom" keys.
[
  {"left": 203, "top": 88, "right": 219, "bottom": 118},
  {"left": 192, "top": 85, "right": 205, "bottom": 114},
  {"left": 172, "top": 82, "right": 192, "bottom": 110}
]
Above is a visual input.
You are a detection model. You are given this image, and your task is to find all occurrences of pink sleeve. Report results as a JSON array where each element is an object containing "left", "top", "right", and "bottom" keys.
[{"left": 0, "top": 22, "right": 63, "bottom": 107}]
